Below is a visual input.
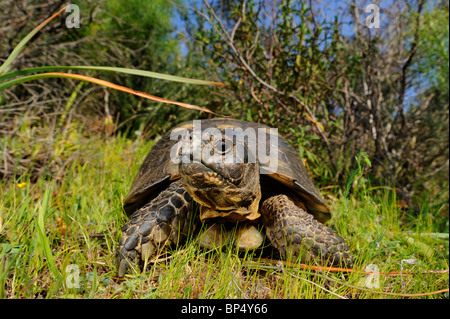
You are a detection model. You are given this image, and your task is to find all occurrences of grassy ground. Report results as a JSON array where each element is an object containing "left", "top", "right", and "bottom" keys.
[{"left": 0, "top": 130, "right": 448, "bottom": 299}]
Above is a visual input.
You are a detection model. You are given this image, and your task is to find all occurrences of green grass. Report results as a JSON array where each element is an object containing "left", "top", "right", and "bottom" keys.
[{"left": 0, "top": 130, "right": 448, "bottom": 299}]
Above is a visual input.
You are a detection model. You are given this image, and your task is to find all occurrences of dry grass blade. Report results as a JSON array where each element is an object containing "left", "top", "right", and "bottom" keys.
[
  {"left": 0, "top": 6, "right": 67, "bottom": 74},
  {"left": 0, "top": 72, "right": 222, "bottom": 115}
]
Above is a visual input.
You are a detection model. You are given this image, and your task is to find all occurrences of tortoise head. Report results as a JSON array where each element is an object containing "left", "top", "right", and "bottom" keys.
[{"left": 177, "top": 128, "right": 261, "bottom": 222}]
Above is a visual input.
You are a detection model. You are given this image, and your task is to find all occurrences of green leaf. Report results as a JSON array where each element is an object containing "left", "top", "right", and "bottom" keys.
[
  {"left": 344, "top": 169, "right": 359, "bottom": 198},
  {"left": 0, "top": 66, "right": 227, "bottom": 87},
  {"left": 36, "top": 187, "right": 61, "bottom": 281}
]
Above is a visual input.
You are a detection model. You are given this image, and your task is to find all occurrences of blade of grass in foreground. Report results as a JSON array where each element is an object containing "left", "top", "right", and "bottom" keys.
[
  {"left": 0, "top": 72, "right": 221, "bottom": 115},
  {"left": 0, "top": 6, "right": 67, "bottom": 74},
  {"left": 0, "top": 66, "right": 227, "bottom": 87},
  {"left": 35, "top": 187, "right": 61, "bottom": 282}
]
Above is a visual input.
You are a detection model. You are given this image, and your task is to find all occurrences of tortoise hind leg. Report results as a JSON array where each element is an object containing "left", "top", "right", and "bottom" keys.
[
  {"left": 261, "top": 195, "right": 352, "bottom": 267},
  {"left": 116, "top": 180, "right": 194, "bottom": 277}
]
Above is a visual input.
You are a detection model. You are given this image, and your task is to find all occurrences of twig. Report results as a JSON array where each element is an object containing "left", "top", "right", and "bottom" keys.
[
  {"left": 202, "top": 0, "right": 277, "bottom": 92},
  {"left": 421, "top": 159, "right": 449, "bottom": 179},
  {"left": 391, "top": 0, "right": 424, "bottom": 136},
  {"left": 230, "top": 17, "right": 242, "bottom": 43},
  {"left": 20, "top": 270, "right": 48, "bottom": 295}
]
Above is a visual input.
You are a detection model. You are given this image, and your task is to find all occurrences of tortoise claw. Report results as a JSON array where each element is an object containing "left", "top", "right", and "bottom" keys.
[
  {"left": 118, "top": 258, "right": 129, "bottom": 278},
  {"left": 116, "top": 241, "right": 139, "bottom": 277}
]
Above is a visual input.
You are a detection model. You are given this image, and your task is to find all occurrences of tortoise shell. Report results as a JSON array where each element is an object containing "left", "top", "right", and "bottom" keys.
[{"left": 124, "top": 118, "right": 330, "bottom": 223}]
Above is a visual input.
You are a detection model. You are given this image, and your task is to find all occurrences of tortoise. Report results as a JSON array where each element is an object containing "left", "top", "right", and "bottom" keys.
[{"left": 117, "top": 118, "right": 352, "bottom": 276}]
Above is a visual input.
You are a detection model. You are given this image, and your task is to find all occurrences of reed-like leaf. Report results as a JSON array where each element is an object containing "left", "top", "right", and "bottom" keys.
[
  {"left": 36, "top": 187, "right": 61, "bottom": 282},
  {"left": 0, "top": 72, "right": 220, "bottom": 115},
  {"left": 0, "top": 66, "right": 227, "bottom": 86}
]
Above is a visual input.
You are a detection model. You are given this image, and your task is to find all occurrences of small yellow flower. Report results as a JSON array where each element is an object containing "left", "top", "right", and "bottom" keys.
[
  {"left": 17, "top": 182, "right": 27, "bottom": 188},
  {"left": 238, "top": 80, "right": 243, "bottom": 85}
]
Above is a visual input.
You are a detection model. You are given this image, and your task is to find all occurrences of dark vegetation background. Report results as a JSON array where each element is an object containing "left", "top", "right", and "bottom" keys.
[{"left": 0, "top": 0, "right": 448, "bottom": 232}]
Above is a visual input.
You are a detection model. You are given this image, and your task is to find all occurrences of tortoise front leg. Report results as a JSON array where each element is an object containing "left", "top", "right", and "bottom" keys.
[
  {"left": 116, "top": 180, "right": 194, "bottom": 277},
  {"left": 261, "top": 195, "right": 352, "bottom": 267}
]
